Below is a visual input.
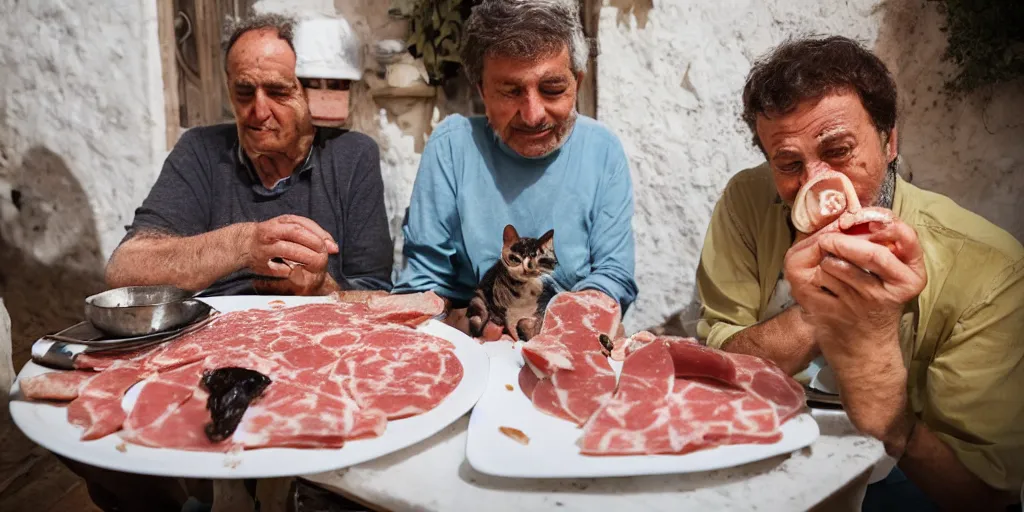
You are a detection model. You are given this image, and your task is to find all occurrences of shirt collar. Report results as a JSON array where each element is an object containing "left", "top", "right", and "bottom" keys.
[{"left": 236, "top": 134, "right": 317, "bottom": 198}]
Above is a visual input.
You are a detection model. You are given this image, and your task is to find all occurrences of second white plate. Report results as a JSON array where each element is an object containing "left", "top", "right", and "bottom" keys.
[{"left": 466, "top": 342, "right": 819, "bottom": 479}]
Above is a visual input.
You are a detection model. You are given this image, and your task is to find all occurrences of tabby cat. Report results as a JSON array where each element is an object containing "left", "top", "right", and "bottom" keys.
[{"left": 468, "top": 224, "right": 558, "bottom": 341}]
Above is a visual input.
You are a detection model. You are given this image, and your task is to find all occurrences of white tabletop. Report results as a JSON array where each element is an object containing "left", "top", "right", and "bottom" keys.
[{"left": 304, "top": 408, "right": 885, "bottom": 512}]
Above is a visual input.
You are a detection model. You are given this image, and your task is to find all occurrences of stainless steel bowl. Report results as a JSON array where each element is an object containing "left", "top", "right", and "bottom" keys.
[{"left": 84, "top": 285, "right": 211, "bottom": 338}]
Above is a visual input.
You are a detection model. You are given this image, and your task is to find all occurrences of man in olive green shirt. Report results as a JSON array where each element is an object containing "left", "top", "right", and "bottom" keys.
[{"left": 697, "top": 36, "right": 1023, "bottom": 510}]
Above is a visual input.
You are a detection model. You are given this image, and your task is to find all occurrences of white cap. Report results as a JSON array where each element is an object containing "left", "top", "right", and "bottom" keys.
[{"left": 293, "top": 16, "right": 363, "bottom": 80}]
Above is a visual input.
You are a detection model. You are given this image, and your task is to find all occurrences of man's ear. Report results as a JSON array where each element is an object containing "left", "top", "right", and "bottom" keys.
[
  {"left": 885, "top": 127, "right": 899, "bottom": 163},
  {"left": 575, "top": 71, "right": 584, "bottom": 92}
]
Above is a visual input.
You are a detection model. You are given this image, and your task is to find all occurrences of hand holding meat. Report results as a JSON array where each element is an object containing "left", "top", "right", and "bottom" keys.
[
  {"left": 785, "top": 214, "right": 926, "bottom": 356},
  {"left": 785, "top": 214, "right": 925, "bottom": 453},
  {"left": 241, "top": 215, "right": 340, "bottom": 295}
]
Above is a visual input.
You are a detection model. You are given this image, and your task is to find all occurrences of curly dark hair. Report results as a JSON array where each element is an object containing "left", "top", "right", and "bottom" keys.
[{"left": 741, "top": 35, "right": 898, "bottom": 152}]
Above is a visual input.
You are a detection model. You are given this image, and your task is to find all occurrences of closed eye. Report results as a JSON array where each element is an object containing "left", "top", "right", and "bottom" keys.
[
  {"left": 823, "top": 146, "right": 852, "bottom": 160},
  {"left": 509, "top": 255, "right": 522, "bottom": 264},
  {"left": 538, "top": 257, "right": 556, "bottom": 269}
]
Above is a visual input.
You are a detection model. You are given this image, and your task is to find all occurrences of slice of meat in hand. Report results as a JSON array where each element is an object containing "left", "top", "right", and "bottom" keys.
[{"left": 791, "top": 171, "right": 862, "bottom": 234}]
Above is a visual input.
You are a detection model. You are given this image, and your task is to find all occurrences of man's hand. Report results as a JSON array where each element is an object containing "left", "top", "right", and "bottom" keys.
[
  {"left": 242, "top": 215, "right": 340, "bottom": 296},
  {"left": 784, "top": 215, "right": 926, "bottom": 455},
  {"left": 252, "top": 262, "right": 341, "bottom": 296},
  {"left": 786, "top": 217, "right": 926, "bottom": 356},
  {"left": 240, "top": 215, "right": 339, "bottom": 276},
  {"left": 445, "top": 306, "right": 505, "bottom": 341}
]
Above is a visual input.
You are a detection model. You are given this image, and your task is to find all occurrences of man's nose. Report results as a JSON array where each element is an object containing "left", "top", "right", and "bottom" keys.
[
  {"left": 251, "top": 91, "right": 272, "bottom": 123},
  {"left": 800, "top": 160, "right": 831, "bottom": 187},
  {"left": 519, "top": 91, "right": 546, "bottom": 127}
]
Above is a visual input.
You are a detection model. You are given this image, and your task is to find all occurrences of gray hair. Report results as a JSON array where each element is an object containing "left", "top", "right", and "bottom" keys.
[
  {"left": 460, "top": 0, "right": 589, "bottom": 84},
  {"left": 221, "top": 12, "right": 297, "bottom": 71}
]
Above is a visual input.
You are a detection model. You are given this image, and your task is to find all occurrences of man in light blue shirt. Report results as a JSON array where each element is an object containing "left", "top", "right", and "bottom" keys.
[{"left": 393, "top": 0, "right": 638, "bottom": 335}]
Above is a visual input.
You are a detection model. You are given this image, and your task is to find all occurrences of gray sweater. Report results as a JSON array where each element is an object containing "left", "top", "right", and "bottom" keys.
[{"left": 120, "top": 124, "right": 394, "bottom": 295}]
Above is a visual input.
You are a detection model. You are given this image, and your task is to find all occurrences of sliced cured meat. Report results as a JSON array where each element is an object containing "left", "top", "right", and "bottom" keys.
[
  {"left": 23, "top": 292, "right": 463, "bottom": 450},
  {"left": 537, "top": 289, "right": 622, "bottom": 337},
  {"left": 578, "top": 333, "right": 806, "bottom": 456},
  {"left": 520, "top": 333, "right": 573, "bottom": 377},
  {"left": 723, "top": 352, "right": 806, "bottom": 423},
  {"left": 519, "top": 291, "right": 622, "bottom": 426},
  {"left": 659, "top": 335, "right": 806, "bottom": 423},
  {"left": 67, "top": 365, "right": 151, "bottom": 441},
  {"left": 518, "top": 364, "right": 540, "bottom": 400},
  {"left": 329, "top": 328, "right": 463, "bottom": 419},
  {"left": 686, "top": 381, "right": 782, "bottom": 446},
  {"left": 120, "top": 362, "right": 230, "bottom": 452},
  {"left": 662, "top": 379, "right": 782, "bottom": 450},
  {"left": 790, "top": 170, "right": 898, "bottom": 254},
  {"left": 366, "top": 291, "right": 446, "bottom": 325},
  {"left": 234, "top": 381, "right": 387, "bottom": 449},
  {"left": 74, "top": 344, "right": 164, "bottom": 371},
  {"left": 529, "top": 352, "right": 617, "bottom": 425},
  {"left": 791, "top": 170, "right": 862, "bottom": 234},
  {"left": 123, "top": 362, "right": 204, "bottom": 433},
  {"left": 20, "top": 371, "right": 95, "bottom": 401},
  {"left": 521, "top": 290, "right": 621, "bottom": 375},
  {"left": 578, "top": 339, "right": 676, "bottom": 454}
]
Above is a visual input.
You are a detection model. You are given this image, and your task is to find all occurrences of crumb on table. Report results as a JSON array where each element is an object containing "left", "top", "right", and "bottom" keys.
[
  {"left": 505, "top": 384, "right": 514, "bottom": 391},
  {"left": 499, "top": 426, "right": 530, "bottom": 445}
]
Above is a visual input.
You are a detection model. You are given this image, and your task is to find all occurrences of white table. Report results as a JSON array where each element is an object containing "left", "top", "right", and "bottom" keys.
[{"left": 304, "top": 408, "right": 886, "bottom": 512}]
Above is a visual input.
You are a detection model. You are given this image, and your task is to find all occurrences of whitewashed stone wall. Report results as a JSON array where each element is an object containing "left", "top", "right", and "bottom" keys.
[
  {"left": 0, "top": 0, "right": 1019, "bottom": 350},
  {"left": 600, "top": 0, "right": 1024, "bottom": 332},
  {"left": 0, "top": 0, "right": 165, "bottom": 362}
]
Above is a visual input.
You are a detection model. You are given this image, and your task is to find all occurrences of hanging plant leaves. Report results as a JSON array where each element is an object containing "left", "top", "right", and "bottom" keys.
[
  {"left": 930, "top": 0, "right": 1024, "bottom": 96},
  {"left": 406, "top": 0, "right": 482, "bottom": 85}
]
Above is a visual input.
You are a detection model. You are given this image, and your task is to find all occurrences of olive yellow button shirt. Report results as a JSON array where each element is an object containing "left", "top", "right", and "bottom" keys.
[{"left": 696, "top": 162, "right": 1024, "bottom": 492}]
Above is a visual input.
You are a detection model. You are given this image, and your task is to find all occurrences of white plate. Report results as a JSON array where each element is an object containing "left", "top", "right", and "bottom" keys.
[
  {"left": 466, "top": 341, "right": 819, "bottom": 479},
  {"left": 9, "top": 295, "right": 489, "bottom": 479}
]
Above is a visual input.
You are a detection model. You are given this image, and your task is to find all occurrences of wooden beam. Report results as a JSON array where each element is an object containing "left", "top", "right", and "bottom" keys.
[
  {"left": 577, "top": 0, "right": 600, "bottom": 119},
  {"left": 157, "top": 0, "right": 181, "bottom": 147},
  {"left": 193, "top": 0, "right": 224, "bottom": 125}
]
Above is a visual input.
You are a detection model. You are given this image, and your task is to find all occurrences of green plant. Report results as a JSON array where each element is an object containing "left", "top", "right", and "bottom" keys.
[
  {"left": 931, "top": 0, "right": 1024, "bottom": 96},
  {"left": 407, "top": 0, "right": 480, "bottom": 85}
]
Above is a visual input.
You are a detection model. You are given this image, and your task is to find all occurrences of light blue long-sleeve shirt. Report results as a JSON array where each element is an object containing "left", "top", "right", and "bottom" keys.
[{"left": 393, "top": 114, "right": 639, "bottom": 312}]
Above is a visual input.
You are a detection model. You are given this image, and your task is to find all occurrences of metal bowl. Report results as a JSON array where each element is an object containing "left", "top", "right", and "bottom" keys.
[{"left": 84, "top": 285, "right": 211, "bottom": 338}]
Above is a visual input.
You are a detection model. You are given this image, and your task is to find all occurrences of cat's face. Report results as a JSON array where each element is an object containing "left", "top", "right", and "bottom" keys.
[{"left": 501, "top": 225, "right": 557, "bottom": 281}]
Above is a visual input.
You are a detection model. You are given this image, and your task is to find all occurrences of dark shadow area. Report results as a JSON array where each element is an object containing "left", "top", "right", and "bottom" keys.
[
  {"left": 0, "top": 145, "right": 106, "bottom": 370},
  {"left": 0, "top": 145, "right": 106, "bottom": 511}
]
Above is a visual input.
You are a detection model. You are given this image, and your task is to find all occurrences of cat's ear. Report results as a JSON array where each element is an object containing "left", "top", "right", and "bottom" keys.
[
  {"left": 503, "top": 224, "right": 519, "bottom": 246},
  {"left": 539, "top": 229, "right": 555, "bottom": 251}
]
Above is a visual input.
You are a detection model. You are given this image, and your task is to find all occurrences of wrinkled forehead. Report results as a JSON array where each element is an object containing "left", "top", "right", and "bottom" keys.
[
  {"left": 483, "top": 45, "right": 573, "bottom": 84},
  {"left": 756, "top": 92, "right": 872, "bottom": 151},
  {"left": 226, "top": 29, "right": 297, "bottom": 81}
]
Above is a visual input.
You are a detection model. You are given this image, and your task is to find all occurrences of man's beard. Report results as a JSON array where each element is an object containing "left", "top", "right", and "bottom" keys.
[
  {"left": 873, "top": 157, "right": 898, "bottom": 209},
  {"left": 491, "top": 109, "right": 578, "bottom": 158}
]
